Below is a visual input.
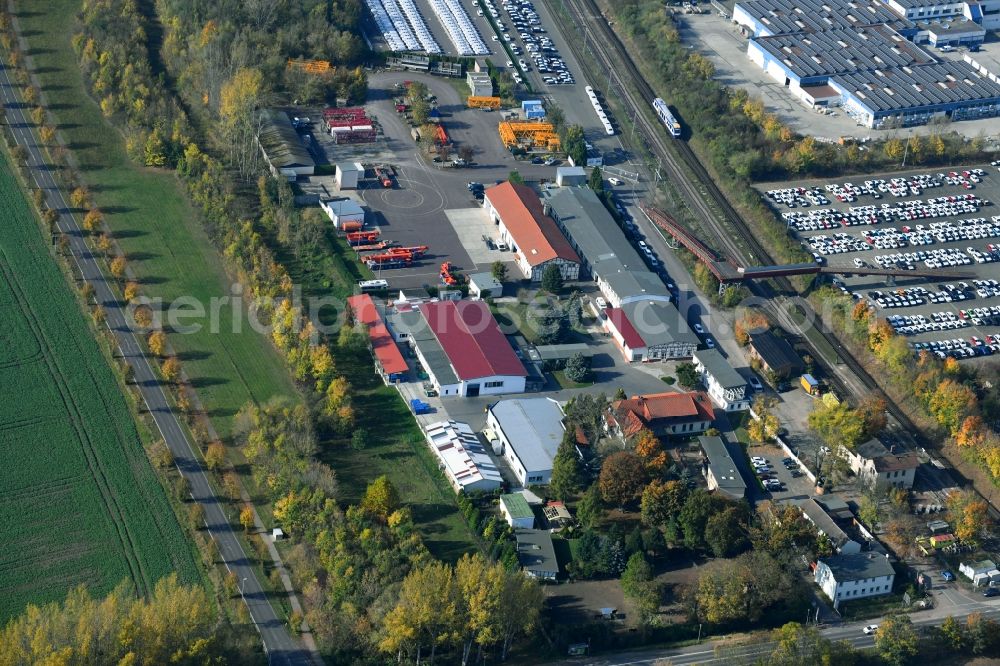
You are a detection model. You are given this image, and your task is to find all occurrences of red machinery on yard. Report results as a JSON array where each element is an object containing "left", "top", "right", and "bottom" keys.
[
  {"left": 365, "top": 251, "right": 413, "bottom": 269},
  {"left": 346, "top": 230, "right": 380, "bottom": 245},
  {"left": 374, "top": 165, "right": 394, "bottom": 188}
]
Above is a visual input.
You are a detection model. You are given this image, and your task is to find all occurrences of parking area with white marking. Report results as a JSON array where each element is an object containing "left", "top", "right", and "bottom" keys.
[{"left": 758, "top": 165, "right": 1000, "bottom": 364}]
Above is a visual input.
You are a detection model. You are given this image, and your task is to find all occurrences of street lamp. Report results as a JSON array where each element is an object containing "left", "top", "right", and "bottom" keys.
[{"left": 239, "top": 577, "right": 248, "bottom": 597}]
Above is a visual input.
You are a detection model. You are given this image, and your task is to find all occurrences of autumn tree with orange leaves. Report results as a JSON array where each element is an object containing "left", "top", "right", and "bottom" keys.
[{"left": 634, "top": 428, "right": 668, "bottom": 471}]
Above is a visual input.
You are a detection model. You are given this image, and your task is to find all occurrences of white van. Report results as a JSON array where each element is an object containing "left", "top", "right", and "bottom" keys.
[{"left": 359, "top": 279, "right": 389, "bottom": 292}]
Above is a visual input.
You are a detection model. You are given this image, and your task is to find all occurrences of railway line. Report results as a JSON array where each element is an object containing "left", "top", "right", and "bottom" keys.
[{"left": 557, "top": 0, "right": 930, "bottom": 446}]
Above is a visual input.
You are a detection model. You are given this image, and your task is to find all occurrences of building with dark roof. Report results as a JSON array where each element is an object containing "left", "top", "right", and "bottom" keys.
[
  {"left": 484, "top": 182, "right": 580, "bottom": 282},
  {"left": 735, "top": 0, "right": 1000, "bottom": 128},
  {"left": 543, "top": 187, "right": 697, "bottom": 361},
  {"left": 799, "top": 498, "right": 862, "bottom": 554},
  {"left": 607, "top": 391, "right": 716, "bottom": 439},
  {"left": 815, "top": 552, "right": 896, "bottom": 609},
  {"left": 693, "top": 349, "right": 750, "bottom": 412},
  {"left": 257, "top": 110, "right": 315, "bottom": 179},
  {"left": 387, "top": 301, "right": 526, "bottom": 397},
  {"left": 843, "top": 438, "right": 920, "bottom": 489},
  {"left": 699, "top": 436, "right": 749, "bottom": 500},
  {"left": 515, "top": 528, "right": 559, "bottom": 581},
  {"left": 747, "top": 329, "right": 804, "bottom": 379},
  {"left": 734, "top": 0, "right": 913, "bottom": 37}
]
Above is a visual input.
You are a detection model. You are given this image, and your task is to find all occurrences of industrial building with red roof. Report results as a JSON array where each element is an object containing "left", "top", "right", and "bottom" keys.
[
  {"left": 387, "top": 300, "right": 527, "bottom": 397},
  {"left": 347, "top": 294, "right": 408, "bottom": 382},
  {"left": 484, "top": 182, "right": 581, "bottom": 282},
  {"left": 606, "top": 391, "right": 716, "bottom": 439}
]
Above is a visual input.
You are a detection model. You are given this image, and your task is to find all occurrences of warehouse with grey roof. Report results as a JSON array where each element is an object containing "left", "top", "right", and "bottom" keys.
[
  {"left": 734, "top": 0, "right": 1000, "bottom": 128},
  {"left": 543, "top": 187, "right": 697, "bottom": 361}
]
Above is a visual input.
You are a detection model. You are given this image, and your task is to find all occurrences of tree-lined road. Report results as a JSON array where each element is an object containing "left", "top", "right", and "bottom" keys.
[{"left": 0, "top": 52, "right": 315, "bottom": 666}]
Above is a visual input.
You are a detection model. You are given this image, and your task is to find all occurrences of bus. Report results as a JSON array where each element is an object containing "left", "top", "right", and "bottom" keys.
[{"left": 652, "top": 98, "right": 681, "bottom": 138}]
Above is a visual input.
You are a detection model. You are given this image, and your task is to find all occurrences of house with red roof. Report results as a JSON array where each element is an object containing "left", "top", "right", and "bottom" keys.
[
  {"left": 387, "top": 300, "right": 527, "bottom": 397},
  {"left": 605, "top": 391, "right": 716, "bottom": 439},
  {"left": 346, "top": 294, "right": 408, "bottom": 383},
  {"left": 484, "top": 182, "right": 580, "bottom": 282}
]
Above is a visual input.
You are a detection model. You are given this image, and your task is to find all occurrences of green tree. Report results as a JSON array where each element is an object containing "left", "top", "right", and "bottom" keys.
[
  {"left": 678, "top": 488, "right": 718, "bottom": 551},
  {"left": 491, "top": 260, "right": 508, "bottom": 283},
  {"left": 549, "top": 432, "right": 583, "bottom": 500},
  {"left": 676, "top": 362, "right": 700, "bottom": 389},
  {"left": 938, "top": 615, "right": 965, "bottom": 651},
  {"left": 641, "top": 479, "right": 687, "bottom": 530},
  {"left": 875, "top": 613, "right": 919, "bottom": 666},
  {"left": 563, "top": 352, "right": 591, "bottom": 383},
  {"left": 540, "top": 264, "right": 564, "bottom": 294},
  {"left": 576, "top": 484, "right": 603, "bottom": 528},
  {"left": 362, "top": 475, "right": 400, "bottom": 520},
  {"left": 589, "top": 166, "right": 604, "bottom": 193},
  {"left": 562, "top": 124, "right": 587, "bottom": 165},
  {"left": 620, "top": 552, "right": 659, "bottom": 622},
  {"left": 508, "top": 169, "right": 524, "bottom": 185},
  {"left": 350, "top": 427, "right": 369, "bottom": 451},
  {"left": 704, "top": 505, "right": 749, "bottom": 558}
]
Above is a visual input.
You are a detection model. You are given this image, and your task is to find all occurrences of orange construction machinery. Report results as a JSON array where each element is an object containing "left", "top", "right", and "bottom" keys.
[
  {"left": 498, "top": 121, "right": 561, "bottom": 151},
  {"left": 434, "top": 123, "right": 450, "bottom": 146},
  {"left": 353, "top": 240, "right": 393, "bottom": 252},
  {"left": 440, "top": 261, "right": 458, "bottom": 286},
  {"left": 467, "top": 96, "right": 501, "bottom": 109},
  {"left": 365, "top": 252, "right": 412, "bottom": 269},
  {"left": 287, "top": 58, "right": 331, "bottom": 74}
]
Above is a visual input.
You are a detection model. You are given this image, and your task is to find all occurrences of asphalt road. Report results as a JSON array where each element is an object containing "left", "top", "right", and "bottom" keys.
[
  {"left": 557, "top": 600, "right": 1000, "bottom": 665},
  {"left": 0, "top": 56, "right": 314, "bottom": 666}
]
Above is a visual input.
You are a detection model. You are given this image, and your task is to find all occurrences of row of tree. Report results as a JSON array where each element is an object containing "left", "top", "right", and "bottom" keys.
[
  {"left": 821, "top": 287, "right": 999, "bottom": 481},
  {"left": 0, "top": 576, "right": 235, "bottom": 665},
  {"left": 378, "top": 553, "right": 543, "bottom": 663}
]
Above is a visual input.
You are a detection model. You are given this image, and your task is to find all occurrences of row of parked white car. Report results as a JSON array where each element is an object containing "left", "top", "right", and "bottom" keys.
[
  {"left": 863, "top": 280, "right": 1000, "bottom": 309},
  {"left": 783, "top": 194, "right": 985, "bottom": 232},
  {"left": 824, "top": 173, "right": 949, "bottom": 202},
  {"left": 873, "top": 247, "right": 974, "bottom": 269},
  {"left": 366, "top": 0, "right": 442, "bottom": 53},
  {"left": 430, "top": 0, "right": 490, "bottom": 55},
  {"left": 887, "top": 311, "right": 970, "bottom": 336},
  {"left": 491, "top": 0, "right": 574, "bottom": 84},
  {"left": 912, "top": 337, "right": 1000, "bottom": 360},
  {"left": 765, "top": 185, "right": 830, "bottom": 208}
]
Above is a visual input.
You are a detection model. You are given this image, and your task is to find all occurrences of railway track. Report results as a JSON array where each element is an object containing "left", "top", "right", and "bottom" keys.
[{"left": 557, "top": 0, "right": 929, "bottom": 446}]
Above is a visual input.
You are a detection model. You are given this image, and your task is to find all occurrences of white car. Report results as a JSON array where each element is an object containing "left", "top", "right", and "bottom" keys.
[
  {"left": 863, "top": 625, "right": 879, "bottom": 635},
  {"left": 705, "top": 337, "right": 715, "bottom": 348},
  {"left": 595, "top": 296, "right": 608, "bottom": 311},
  {"left": 751, "top": 456, "right": 766, "bottom": 465},
  {"left": 748, "top": 375, "right": 763, "bottom": 391},
  {"left": 608, "top": 177, "right": 622, "bottom": 186},
  {"left": 693, "top": 323, "right": 705, "bottom": 334}
]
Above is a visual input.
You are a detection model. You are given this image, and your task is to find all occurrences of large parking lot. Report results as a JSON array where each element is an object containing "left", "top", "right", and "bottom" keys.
[{"left": 758, "top": 165, "right": 1000, "bottom": 364}]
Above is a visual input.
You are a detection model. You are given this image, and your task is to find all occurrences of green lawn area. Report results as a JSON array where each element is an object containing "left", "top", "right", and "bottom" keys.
[
  {"left": 14, "top": 0, "right": 298, "bottom": 438},
  {"left": 553, "top": 370, "right": 592, "bottom": 389},
  {"left": 0, "top": 147, "right": 197, "bottom": 621},
  {"left": 318, "top": 382, "right": 478, "bottom": 562}
]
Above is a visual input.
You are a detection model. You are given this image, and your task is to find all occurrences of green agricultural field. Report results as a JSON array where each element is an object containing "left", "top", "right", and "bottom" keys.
[
  {"left": 14, "top": 0, "right": 298, "bottom": 438},
  {"left": 0, "top": 150, "right": 198, "bottom": 621}
]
